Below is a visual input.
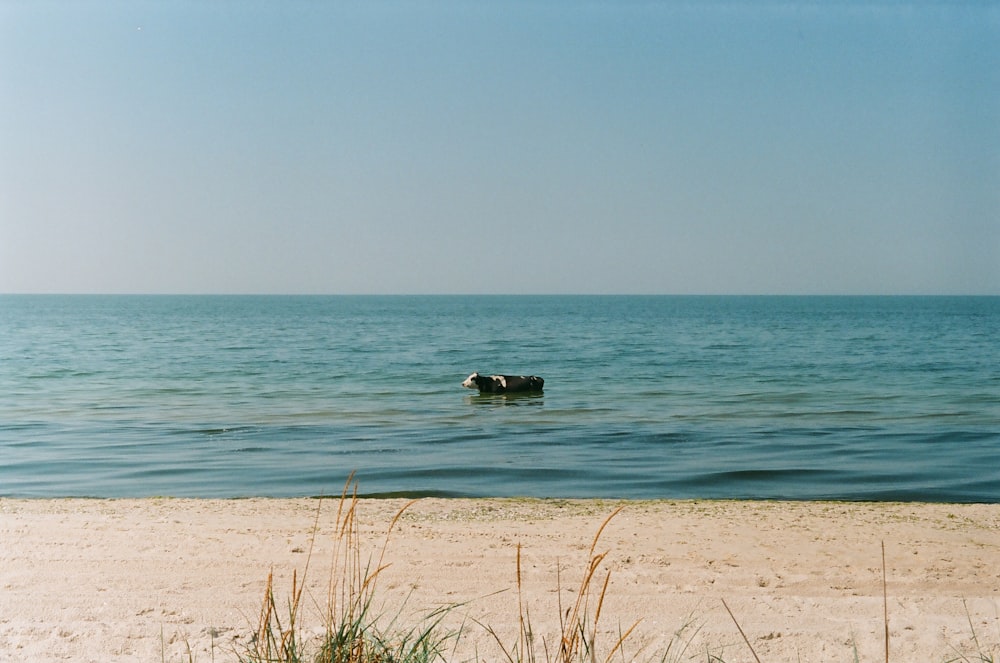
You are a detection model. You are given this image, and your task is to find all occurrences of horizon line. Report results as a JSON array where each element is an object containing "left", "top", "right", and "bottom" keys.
[{"left": 3, "top": 292, "right": 998, "bottom": 298}]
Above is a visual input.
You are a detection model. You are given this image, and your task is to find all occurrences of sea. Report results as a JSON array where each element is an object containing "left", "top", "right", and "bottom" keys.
[{"left": 1, "top": 295, "right": 998, "bottom": 502}]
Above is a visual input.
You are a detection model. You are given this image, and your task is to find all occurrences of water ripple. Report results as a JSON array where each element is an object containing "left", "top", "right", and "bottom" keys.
[{"left": 2, "top": 295, "right": 998, "bottom": 501}]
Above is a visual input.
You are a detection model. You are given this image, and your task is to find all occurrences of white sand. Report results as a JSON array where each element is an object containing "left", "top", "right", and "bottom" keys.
[{"left": 2, "top": 498, "right": 998, "bottom": 662}]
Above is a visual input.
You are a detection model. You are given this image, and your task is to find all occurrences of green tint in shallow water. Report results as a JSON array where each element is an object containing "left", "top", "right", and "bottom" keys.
[{"left": 1, "top": 295, "right": 998, "bottom": 500}]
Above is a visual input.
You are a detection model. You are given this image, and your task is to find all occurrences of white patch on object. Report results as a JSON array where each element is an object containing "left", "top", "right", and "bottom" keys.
[{"left": 462, "top": 372, "right": 478, "bottom": 389}]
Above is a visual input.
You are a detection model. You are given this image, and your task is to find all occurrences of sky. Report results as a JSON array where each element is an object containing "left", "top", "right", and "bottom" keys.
[{"left": 1, "top": 1, "right": 998, "bottom": 295}]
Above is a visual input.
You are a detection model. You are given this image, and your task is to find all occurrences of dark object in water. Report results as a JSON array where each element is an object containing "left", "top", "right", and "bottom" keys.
[{"left": 462, "top": 372, "right": 544, "bottom": 394}]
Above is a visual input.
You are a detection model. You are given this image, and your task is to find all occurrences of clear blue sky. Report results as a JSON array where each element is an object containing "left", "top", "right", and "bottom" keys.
[{"left": 2, "top": 1, "right": 998, "bottom": 294}]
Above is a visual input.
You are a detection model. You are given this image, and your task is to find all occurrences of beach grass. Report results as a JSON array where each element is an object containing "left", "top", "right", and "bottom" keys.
[
  {"left": 479, "top": 505, "right": 648, "bottom": 663},
  {"left": 237, "top": 481, "right": 459, "bottom": 663},
  {"left": 234, "top": 484, "right": 998, "bottom": 663},
  {"left": 235, "top": 481, "right": 679, "bottom": 663}
]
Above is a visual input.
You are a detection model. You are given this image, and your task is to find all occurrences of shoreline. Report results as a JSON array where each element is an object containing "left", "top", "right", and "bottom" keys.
[{"left": 3, "top": 498, "right": 998, "bottom": 662}]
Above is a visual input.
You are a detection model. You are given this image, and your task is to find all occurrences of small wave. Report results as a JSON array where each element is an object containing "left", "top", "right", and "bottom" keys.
[{"left": 195, "top": 426, "right": 254, "bottom": 436}]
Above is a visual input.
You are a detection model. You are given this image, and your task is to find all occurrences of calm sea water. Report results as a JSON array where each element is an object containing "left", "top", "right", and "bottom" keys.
[{"left": 1, "top": 295, "right": 998, "bottom": 502}]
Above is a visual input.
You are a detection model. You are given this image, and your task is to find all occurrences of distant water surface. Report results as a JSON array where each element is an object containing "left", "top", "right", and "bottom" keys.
[{"left": 1, "top": 295, "right": 997, "bottom": 501}]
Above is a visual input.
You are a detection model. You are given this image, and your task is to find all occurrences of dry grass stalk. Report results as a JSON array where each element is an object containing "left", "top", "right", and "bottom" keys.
[
  {"left": 486, "top": 505, "right": 638, "bottom": 663},
  {"left": 882, "top": 541, "right": 889, "bottom": 663},
  {"left": 721, "top": 598, "right": 762, "bottom": 663},
  {"left": 239, "top": 477, "right": 441, "bottom": 663}
]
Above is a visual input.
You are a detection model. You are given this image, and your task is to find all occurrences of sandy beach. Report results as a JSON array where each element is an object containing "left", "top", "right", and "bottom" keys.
[{"left": 2, "top": 498, "right": 998, "bottom": 662}]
